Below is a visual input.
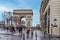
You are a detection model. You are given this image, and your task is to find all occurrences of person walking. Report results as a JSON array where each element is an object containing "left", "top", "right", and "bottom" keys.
[
  {"left": 18, "top": 27, "right": 22, "bottom": 36},
  {"left": 26, "top": 29, "right": 30, "bottom": 38},
  {"left": 6, "top": 27, "right": 9, "bottom": 32},
  {"left": 31, "top": 30, "right": 33, "bottom": 39}
]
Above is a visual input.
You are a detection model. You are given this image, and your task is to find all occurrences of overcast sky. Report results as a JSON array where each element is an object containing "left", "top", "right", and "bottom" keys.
[{"left": 0, "top": 0, "right": 42, "bottom": 26}]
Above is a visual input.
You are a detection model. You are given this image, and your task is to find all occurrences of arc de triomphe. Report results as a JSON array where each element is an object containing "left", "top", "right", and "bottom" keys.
[{"left": 13, "top": 9, "right": 33, "bottom": 27}]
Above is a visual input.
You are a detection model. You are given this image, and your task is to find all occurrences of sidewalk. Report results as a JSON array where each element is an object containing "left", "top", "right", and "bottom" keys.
[
  {"left": 0, "top": 30, "right": 12, "bottom": 35},
  {"left": 44, "top": 33, "right": 50, "bottom": 40}
]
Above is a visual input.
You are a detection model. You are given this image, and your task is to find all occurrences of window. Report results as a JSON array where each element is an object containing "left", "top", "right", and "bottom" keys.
[{"left": 54, "top": 19, "right": 57, "bottom": 21}]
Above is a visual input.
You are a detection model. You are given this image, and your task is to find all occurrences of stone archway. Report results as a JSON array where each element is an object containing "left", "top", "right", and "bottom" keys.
[
  {"left": 13, "top": 9, "right": 33, "bottom": 27},
  {"left": 20, "top": 16, "right": 26, "bottom": 25}
]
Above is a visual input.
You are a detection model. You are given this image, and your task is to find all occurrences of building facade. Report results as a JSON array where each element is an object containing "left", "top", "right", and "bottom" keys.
[
  {"left": 40, "top": 0, "right": 60, "bottom": 37},
  {"left": 0, "top": 21, "right": 5, "bottom": 28}
]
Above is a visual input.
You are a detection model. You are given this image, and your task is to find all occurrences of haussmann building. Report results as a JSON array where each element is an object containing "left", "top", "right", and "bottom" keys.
[{"left": 40, "top": 0, "right": 60, "bottom": 37}]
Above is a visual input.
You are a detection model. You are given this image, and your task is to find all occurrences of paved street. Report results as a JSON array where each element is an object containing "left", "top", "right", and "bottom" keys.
[
  {"left": 0, "top": 35, "right": 22, "bottom": 40},
  {"left": 0, "top": 28, "right": 44, "bottom": 40}
]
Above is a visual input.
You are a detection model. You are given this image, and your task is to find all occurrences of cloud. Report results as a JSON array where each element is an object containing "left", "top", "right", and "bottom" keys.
[
  {"left": 0, "top": 0, "right": 33, "bottom": 11},
  {"left": 0, "top": 6, "right": 9, "bottom": 12}
]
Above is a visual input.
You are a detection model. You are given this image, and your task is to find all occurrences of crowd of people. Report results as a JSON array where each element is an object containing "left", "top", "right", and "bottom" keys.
[{"left": 2, "top": 26, "right": 34, "bottom": 39}]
